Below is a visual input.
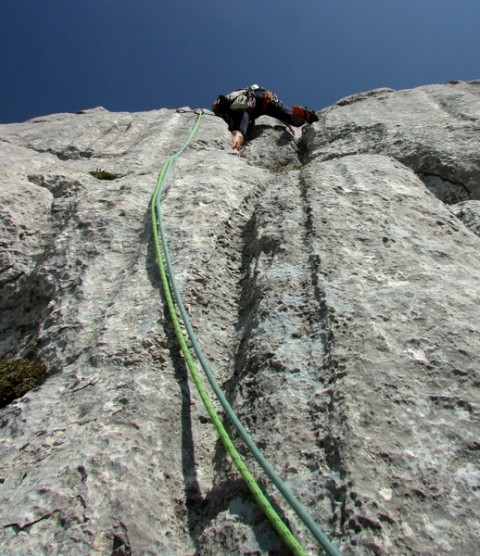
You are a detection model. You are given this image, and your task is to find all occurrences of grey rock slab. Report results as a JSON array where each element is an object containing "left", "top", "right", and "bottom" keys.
[
  {"left": 450, "top": 199, "right": 480, "bottom": 237},
  {"left": 209, "top": 151, "right": 480, "bottom": 554},
  {"left": 298, "top": 154, "right": 480, "bottom": 554},
  {"left": 1, "top": 84, "right": 480, "bottom": 555},
  {"left": 303, "top": 81, "right": 480, "bottom": 201},
  {"left": 0, "top": 109, "right": 223, "bottom": 555},
  {"left": 0, "top": 107, "right": 303, "bottom": 555}
]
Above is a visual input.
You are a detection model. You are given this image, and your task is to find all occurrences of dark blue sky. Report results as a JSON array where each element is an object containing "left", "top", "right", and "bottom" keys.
[{"left": 1, "top": 0, "right": 479, "bottom": 123}]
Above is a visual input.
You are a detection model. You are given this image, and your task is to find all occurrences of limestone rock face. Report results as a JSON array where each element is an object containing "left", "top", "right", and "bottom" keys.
[{"left": 1, "top": 82, "right": 479, "bottom": 555}]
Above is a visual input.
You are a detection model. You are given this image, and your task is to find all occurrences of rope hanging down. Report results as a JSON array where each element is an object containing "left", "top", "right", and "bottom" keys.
[{"left": 151, "top": 110, "right": 340, "bottom": 556}]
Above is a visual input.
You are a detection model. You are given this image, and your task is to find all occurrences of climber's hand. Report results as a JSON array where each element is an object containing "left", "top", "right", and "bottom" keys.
[{"left": 232, "top": 131, "right": 244, "bottom": 151}]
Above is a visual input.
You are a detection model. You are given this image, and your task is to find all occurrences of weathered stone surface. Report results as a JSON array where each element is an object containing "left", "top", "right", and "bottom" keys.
[
  {"left": 450, "top": 200, "right": 480, "bottom": 236},
  {"left": 303, "top": 81, "right": 480, "bottom": 202},
  {"left": 0, "top": 81, "right": 479, "bottom": 555}
]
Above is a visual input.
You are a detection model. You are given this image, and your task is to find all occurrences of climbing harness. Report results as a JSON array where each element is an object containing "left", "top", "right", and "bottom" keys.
[{"left": 152, "top": 110, "right": 340, "bottom": 556}]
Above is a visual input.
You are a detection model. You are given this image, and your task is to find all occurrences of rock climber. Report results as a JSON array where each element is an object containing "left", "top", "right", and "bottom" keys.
[{"left": 211, "top": 84, "right": 319, "bottom": 152}]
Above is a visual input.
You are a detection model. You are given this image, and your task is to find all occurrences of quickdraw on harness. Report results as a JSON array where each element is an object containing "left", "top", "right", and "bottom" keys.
[{"left": 262, "top": 90, "right": 276, "bottom": 112}]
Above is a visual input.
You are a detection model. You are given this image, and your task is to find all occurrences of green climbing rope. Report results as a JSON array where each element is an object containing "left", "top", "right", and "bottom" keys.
[
  {"left": 151, "top": 111, "right": 306, "bottom": 555},
  {"left": 151, "top": 110, "right": 340, "bottom": 556}
]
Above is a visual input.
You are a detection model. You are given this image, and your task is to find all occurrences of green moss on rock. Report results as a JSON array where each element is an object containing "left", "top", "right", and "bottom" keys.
[
  {"left": 89, "top": 169, "right": 119, "bottom": 180},
  {"left": 0, "top": 359, "right": 47, "bottom": 408}
]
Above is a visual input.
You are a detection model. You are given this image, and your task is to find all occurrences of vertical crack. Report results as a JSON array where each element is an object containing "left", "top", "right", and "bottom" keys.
[{"left": 299, "top": 169, "right": 352, "bottom": 536}]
